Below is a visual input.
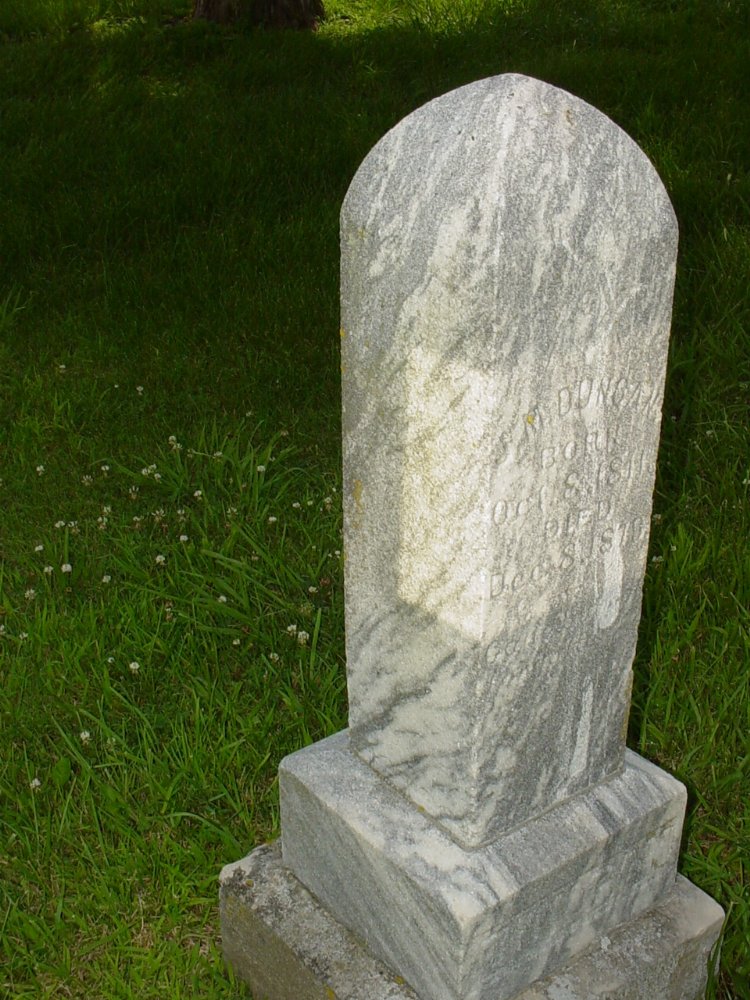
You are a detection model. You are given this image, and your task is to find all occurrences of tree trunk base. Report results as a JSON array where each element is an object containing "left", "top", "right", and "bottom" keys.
[
  {"left": 192, "top": 0, "right": 238, "bottom": 23},
  {"left": 192, "top": 0, "right": 324, "bottom": 28}
]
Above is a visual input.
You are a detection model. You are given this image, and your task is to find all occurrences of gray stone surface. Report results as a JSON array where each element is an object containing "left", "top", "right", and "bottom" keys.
[
  {"left": 280, "top": 731, "right": 688, "bottom": 1000},
  {"left": 340, "top": 73, "right": 678, "bottom": 847},
  {"left": 220, "top": 842, "right": 723, "bottom": 1000},
  {"left": 220, "top": 843, "right": 419, "bottom": 1000}
]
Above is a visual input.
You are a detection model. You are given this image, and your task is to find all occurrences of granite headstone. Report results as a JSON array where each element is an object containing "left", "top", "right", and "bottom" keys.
[{"left": 220, "top": 74, "right": 724, "bottom": 1000}]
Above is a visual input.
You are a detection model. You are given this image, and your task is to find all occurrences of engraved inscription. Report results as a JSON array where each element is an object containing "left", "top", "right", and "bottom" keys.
[
  {"left": 489, "top": 366, "right": 659, "bottom": 617},
  {"left": 557, "top": 376, "right": 661, "bottom": 417}
]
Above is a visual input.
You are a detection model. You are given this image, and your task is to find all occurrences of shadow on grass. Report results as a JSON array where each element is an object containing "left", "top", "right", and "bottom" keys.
[{"left": 1, "top": 1, "right": 747, "bottom": 435}]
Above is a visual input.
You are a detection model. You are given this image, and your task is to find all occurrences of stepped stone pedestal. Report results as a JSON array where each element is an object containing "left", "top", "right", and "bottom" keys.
[
  {"left": 220, "top": 843, "right": 722, "bottom": 1000},
  {"left": 220, "top": 74, "right": 724, "bottom": 1000}
]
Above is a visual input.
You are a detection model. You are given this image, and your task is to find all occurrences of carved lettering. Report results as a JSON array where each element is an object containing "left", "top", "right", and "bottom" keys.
[
  {"left": 564, "top": 472, "right": 581, "bottom": 500},
  {"left": 491, "top": 570, "right": 523, "bottom": 597},
  {"left": 491, "top": 366, "right": 657, "bottom": 610},
  {"left": 557, "top": 374, "right": 658, "bottom": 416}
]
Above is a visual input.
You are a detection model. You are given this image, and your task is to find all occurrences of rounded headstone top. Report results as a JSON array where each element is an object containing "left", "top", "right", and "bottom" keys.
[{"left": 342, "top": 73, "right": 676, "bottom": 251}]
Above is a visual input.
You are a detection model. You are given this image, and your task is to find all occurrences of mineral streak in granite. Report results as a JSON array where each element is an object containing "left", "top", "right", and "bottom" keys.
[{"left": 340, "top": 73, "right": 678, "bottom": 848}]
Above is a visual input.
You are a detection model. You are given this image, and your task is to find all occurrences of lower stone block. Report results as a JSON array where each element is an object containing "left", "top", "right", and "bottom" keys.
[
  {"left": 278, "top": 731, "right": 689, "bottom": 1000},
  {"left": 219, "top": 842, "right": 724, "bottom": 1000}
]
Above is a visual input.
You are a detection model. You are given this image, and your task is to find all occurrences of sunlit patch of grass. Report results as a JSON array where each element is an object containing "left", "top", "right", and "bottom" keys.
[{"left": 1, "top": 414, "right": 345, "bottom": 996}]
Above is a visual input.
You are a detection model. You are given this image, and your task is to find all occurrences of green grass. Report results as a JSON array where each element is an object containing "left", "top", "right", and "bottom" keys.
[{"left": 0, "top": 0, "right": 748, "bottom": 996}]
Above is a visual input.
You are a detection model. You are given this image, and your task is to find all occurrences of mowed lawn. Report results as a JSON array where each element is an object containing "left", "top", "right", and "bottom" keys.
[{"left": 0, "top": 1, "right": 748, "bottom": 997}]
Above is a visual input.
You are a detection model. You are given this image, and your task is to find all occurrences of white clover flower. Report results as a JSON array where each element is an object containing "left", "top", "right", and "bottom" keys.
[
  {"left": 58, "top": 364, "right": 66, "bottom": 372},
  {"left": 297, "top": 631, "right": 310, "bottom": 646},
  {"left": 54, "top": 520, "right": 66, "bottom": 529},
  {"left": 79, "top": 730, "right": 91, "bottom": 745},
  {"left": 102, "top": 575, "right": 111, "bottom": 584},
  {"left": 128, "top": 486, "right": 139, "bottom": 499},
  {"left": 101, "top": 465, "right": 110, "bottom": 475},
  {"left": 267, "top": 516, "right": 277, "bottom": 524},
  {"left": 334, "top": 550, "right": 341, "bottom": 558},
  {"left": 179, "top": 534, "right": 188, "bottom": 543},
  {"left": 213, "top": 451, "right": 223, "bottom": 459},
  {"left": 0, "top": 624, "right": 5, "bottom": 635},
  {"left": 43, "top": 565, "right": 54, "bottom": 575},
  {"left": 651, "top": 555, "right": 664, "bottom": 564},
  {"left": 256, "top": 465, "right": 266, "bottom": 474},
  {"left": 19, "top": 632, "right": 28, "bottom": 641},
  {"left": 250, "top": 553, "right": 259, "bottom": 562},
  {"left": 268, "top": 652, "right": 280, "bottom": 662},
  {"left": 61, "top": 563, "right": 72, "bottom": 574},
  {"left": 30, "top": 777, "right": 41, "bottom": 790},
  {"left": 25, "top": 588, "right": 36, "bottom": 600},
  {"left": 292, "top": 502, "right": 301, "bottom": 509},
  {"left": 136, "top": 385, "right": 144, "bottom": 395},
  {"left": 36, "top": 465, "right": 45, "bottom": 475},
  {"left": 308, "top": 586, "right": 318, "bottom": 595},
  {"left": 132, "top": 515, "right": 142, "bottom": 524},
  {"left": 153, "top": 472, "right": 162, "bottom": 481},
  {"left": 193, "top": 489, "right": 202, "bottom": 499},
  {"left": 323, "top": 496, "right": 333, "bottom": 510},
  {"left": 306, "top": 500, "right": 313, "bottom": 507},
  {"left": 232, "top": 638, "right": 241, "bottom": 646},
  {"left": 218, "top": 595, "right": 227, "bottom": 603},
  {"left": 81, "top": 475, "right": 93, "bottom": 486},
  {"left": 652, "top": 513, "right": 662, "bottom": 523},
  {"left": 34, "top": 543, "right": 43, "bottom": 552},
  {"left": 129, "top": 661, "right": 140, "bottom": 674},
  {"left": 155, "top": 554, "right": 166, "bottom": 565},
  {"left": 107, "top": 656, "right": 115, "bottom": 664},
  {"left": 286, "top": 624, "right": 298, "bottom": 635}
]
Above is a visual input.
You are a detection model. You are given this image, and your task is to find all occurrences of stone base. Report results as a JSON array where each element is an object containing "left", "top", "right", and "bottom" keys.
[
  {"left": 219, "top": 842, "right": 724, "bottom": 1000},
  {"left": 277, "top": 731, "right": 691, "bottom": 1000}
]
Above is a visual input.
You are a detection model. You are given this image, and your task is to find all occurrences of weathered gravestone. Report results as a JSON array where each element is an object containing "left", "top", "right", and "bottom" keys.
[{"left": 220, "top": 74, "right": 724, "bottom": 999}]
